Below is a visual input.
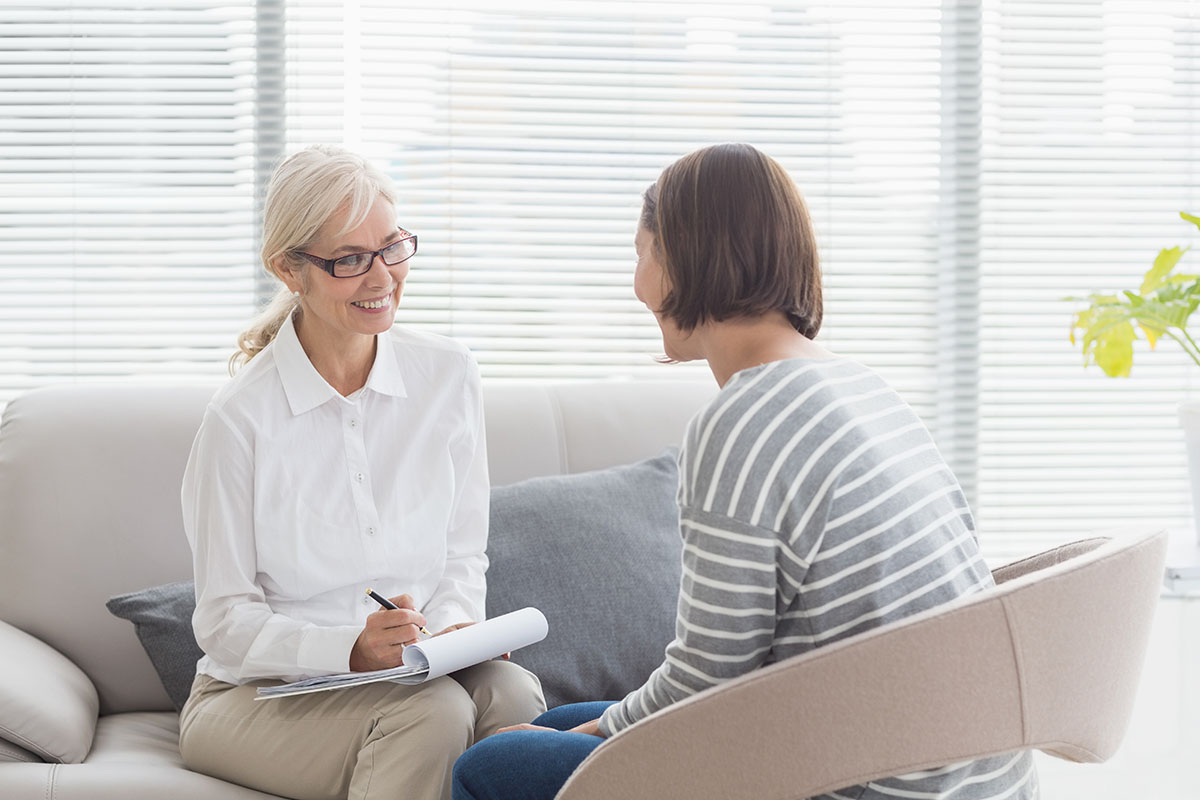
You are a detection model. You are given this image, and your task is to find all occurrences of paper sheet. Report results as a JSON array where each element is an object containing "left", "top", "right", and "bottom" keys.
[{"left": 255, "top": 607, "right": 547, "bottom": 700}]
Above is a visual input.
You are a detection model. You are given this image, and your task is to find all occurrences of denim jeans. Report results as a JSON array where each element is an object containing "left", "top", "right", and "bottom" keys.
[{"left": 452, "top": 701, "right": 617, "bottom": 800}]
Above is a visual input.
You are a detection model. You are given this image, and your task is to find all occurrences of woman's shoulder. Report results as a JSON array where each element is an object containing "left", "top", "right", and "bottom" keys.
[
  {"left": 209, "top": 343, "right": 283, "bottom": 412},
  {"left": 727, "top": 355, "right": 873, "bottom": 395},
  {"left": 384, "top": 325, "right": 474, "bottom": 365},
  {"left": 698, "top": 357, "right": 880, "bottom": 433},
  {"left": 679, "top": 357, "right": 903, "bottom": 511}
]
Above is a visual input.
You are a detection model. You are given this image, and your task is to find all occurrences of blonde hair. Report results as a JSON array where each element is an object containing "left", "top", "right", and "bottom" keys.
[{"left": 231, "top": 145, "right": 399, "bottom": 372}]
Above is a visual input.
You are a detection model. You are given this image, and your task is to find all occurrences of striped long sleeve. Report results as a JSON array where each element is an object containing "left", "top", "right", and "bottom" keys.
[
  {"left": 597, "top": 505, "right": 789, "bottom": 735},
  {"left": 598, "top": 357, "right": 1036, "bottom": 800}
]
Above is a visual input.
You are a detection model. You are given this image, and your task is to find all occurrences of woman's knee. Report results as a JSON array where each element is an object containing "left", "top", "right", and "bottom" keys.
[
  {"left": 453, "top": 731, "right": 604, "bottom": 800},
  {"left": 464, "top": 660, "right": 546, "bottom": 722},
  {"left": 452, "top": 735, "right": 508, "bottom": 800},
  {"left": 378, "top": 677, "right": 477, "bottom": 744}
]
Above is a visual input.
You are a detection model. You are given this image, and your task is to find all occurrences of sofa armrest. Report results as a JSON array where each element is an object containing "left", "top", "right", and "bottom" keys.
[{"left": 0, "top": 619, "right": 99, "bottom": 763}]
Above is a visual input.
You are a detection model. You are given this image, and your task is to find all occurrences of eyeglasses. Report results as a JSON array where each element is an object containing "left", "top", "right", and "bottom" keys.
[{"left": 293, "top": 231, "right": 418, "bottom": 278}]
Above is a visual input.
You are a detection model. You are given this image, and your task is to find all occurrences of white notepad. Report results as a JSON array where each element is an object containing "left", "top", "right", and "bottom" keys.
[{"left": 255, "top": 607, "right": 548, "bottom": 700}]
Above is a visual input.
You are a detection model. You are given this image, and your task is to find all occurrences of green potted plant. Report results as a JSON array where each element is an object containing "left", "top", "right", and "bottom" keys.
[{"left": 1069, "top": 211, "right": 1200, "bottom": 542}]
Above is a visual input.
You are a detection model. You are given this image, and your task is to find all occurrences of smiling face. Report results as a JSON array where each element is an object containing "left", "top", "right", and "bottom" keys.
[{"left": 276, "top": 194, "right": 409, "bottom": 349}]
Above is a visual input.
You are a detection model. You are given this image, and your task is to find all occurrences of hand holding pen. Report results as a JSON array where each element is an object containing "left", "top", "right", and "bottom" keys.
[
  {"left": 348, "top": 591, "right": 429, "bottom": 672},
  {"left": 366, "top": 590, "right": 510, "bottom": 661},
  {"left": 366, "top": 589, "right": 432, "bottom": 638}
]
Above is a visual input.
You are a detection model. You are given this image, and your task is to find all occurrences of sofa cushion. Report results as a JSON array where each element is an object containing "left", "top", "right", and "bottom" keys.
[
  {"left": 485, "top": 449, "right": 683, "bottom": 708},
  {"left": 0, "top": 737, "right": 43, "bottom": 763},
  {"left": 106, "top": 582, "right": 204, "bottom": 712},
  {"left": 0, "top": 619, "right": 99, "bottom": 763}
]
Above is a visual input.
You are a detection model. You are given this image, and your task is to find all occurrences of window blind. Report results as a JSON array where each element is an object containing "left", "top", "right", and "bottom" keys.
[
  {"left": 1, "top": 0, "right": 1196, "bottom": 563},
  {"left": 0, "top": 1, "right": 259, "bottom": 403},
  {"left": 975, "top": 0, "right": 1199, "bottom": 557},
  {"left": 283, "top": 0, "right": 952, "bottom": 448}
]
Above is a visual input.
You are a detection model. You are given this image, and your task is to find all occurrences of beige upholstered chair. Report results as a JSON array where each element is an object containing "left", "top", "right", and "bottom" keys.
[{"left": 557, "top": 528, "right": 1168, "bottom": 800}]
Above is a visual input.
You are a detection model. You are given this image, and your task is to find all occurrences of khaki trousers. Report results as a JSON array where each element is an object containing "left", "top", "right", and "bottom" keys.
[{"left": 178, "top": 660, "right": 545, "bottom": 800}]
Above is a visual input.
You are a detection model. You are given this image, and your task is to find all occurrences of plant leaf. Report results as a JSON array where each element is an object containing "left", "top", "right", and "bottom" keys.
[
  {"left": 1139, "top": 322, "right": 1162, "bottom": 349},
  {"left": 1069, "top": 306, "right": 1095, "bottom": 346},
  {"left": 1182, "top": 211, "right": 1200, "bottom": 231},
  {"left": 1141, "top": 246, "right": 1187, "bottom": 294},
  {"left": 1090, "top": 318, "right": 1136, "bottom": 377}
]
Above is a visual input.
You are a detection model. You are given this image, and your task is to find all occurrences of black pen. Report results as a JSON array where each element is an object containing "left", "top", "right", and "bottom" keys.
[{"left": 366, "top": 589, "right": 432, "bottom": 637}]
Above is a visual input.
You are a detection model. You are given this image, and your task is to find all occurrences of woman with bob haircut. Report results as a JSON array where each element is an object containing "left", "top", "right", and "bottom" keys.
[
  {"left": 177, "top": 144, "right": 545, "bottom": 800},
  {"left": 451, "top": 143, "right": 1036, "bottom": 800}
]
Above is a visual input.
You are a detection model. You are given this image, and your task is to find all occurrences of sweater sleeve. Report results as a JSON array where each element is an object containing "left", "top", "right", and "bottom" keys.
[{"left": 599, "top": 505, "right": 794, "bottom": 736}]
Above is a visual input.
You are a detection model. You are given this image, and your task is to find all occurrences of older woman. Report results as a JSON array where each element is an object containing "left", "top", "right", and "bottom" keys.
[
  {"left": 178, "top": 145, "right": 545, "bottom": 800},
  {"left": 451, "top": 143, "right": 1037, "bottom": 800}
]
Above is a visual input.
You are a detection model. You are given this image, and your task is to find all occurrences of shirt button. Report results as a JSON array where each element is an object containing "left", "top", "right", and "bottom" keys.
[
  {"left": 350, "top": 419, "right": 358, "bottom": 429},
  {"left": 366, "top": 526, "right": 376, "bottom": 536},
  {"left": 355, "top": 472, "right": 365, "bottom": 482},
  {"left": 362, "top": 596, "right": 371, "bottom": 605}
]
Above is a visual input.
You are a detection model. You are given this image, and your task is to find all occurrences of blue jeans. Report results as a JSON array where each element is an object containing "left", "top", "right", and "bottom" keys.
[{"left": 452, "top": 701, "right": 616, "bottom": 800}]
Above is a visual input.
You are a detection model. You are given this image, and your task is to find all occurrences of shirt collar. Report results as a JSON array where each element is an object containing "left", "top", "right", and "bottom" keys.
[
  {"left": 274, "top": 312, "right": 407, "bottom": 416},
  {"left": 363, "top": 325, "right": 407, "bottom": 399}
]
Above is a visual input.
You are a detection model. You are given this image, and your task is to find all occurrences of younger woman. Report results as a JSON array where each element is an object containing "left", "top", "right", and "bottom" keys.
[{"left": 451, "top": 143, "right": 1036, "bottom": 800}]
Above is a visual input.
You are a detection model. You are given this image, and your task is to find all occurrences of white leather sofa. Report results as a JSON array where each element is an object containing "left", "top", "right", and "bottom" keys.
[
  {"left": 0, "top": 380, "right": 715, "bottom": 799},
  {"left": 0, "top": 381, "right": 1168, "bottom": 800}
]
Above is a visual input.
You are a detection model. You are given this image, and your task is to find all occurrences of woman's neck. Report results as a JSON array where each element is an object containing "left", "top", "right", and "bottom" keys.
[
  {"left": 293, "top": 312, "right": 377, "bottom": 397},
  {"left": 696, "top": 314, "right": 833, "bottom": 388}
]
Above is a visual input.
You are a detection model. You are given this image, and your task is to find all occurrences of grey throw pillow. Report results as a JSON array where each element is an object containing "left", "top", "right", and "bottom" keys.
[
  {"left": 105, "top": 581, "right": 202, "bottom": 712},
  {"left": 486, "top": 449, "right": 683, "bottom": 709},
  {"left": 105, "top": 450, "right": 685, "bottom": 713}
]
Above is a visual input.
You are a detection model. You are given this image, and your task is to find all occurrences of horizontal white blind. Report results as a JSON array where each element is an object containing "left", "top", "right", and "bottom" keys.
[
  {"left": 976, "top": 0, "right": 1199, "bottom": 559},
  {"left": 3, "top": 1, "right": 1197, "bottom": 563},
  {"left": 0, "top": 1, "right": 258, "bottom": 406},
  {"left": 283, "top": 0, "right": 950, "bottom": 434}
]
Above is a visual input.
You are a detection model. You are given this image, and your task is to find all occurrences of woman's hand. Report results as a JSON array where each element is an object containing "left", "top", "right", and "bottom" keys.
[
  {"left": 349, "top": 594, "right": 427, "bottom": 672},
  {"left": 568, "top": 718, "right": 603, "bottom": 737},
  {"left": 497, "top": 723, "right": 555, "bottom": 734},
  {"left": 496, "top": 718, "right": 603, "bottom": 737}
]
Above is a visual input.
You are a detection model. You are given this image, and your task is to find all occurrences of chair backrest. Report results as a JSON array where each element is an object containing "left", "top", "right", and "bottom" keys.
[{"left": 557, "top": 527, "right": 1168, "bottom": 800}]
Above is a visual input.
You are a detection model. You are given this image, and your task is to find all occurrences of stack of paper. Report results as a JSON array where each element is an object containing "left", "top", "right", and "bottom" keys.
[{"left": 256, "top": 607, "right": 548, "bottom": 700}]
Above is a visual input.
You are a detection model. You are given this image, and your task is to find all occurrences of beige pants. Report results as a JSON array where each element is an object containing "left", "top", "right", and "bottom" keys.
[{"left": 178, "top": 660, "right": 545, "bottom": 800}]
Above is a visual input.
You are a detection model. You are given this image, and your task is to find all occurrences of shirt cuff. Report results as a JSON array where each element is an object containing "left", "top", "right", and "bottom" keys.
[{"left": 296, "top": 624, "right": 362, "bottom": 675}]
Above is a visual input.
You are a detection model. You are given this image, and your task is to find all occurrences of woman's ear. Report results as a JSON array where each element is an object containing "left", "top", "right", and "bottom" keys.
[{"left": 270, "top": 255, "right": 304, "bottom": 296}]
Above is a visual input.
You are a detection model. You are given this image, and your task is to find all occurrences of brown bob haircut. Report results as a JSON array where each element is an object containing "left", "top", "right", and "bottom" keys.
[{"left": 640, "top": 142, "right": 822, "bottom": 339}]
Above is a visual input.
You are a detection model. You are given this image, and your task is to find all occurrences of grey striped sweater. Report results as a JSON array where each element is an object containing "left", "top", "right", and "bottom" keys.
[{"left": 598, "top": 357, "right": 1037, "bottom": 800}]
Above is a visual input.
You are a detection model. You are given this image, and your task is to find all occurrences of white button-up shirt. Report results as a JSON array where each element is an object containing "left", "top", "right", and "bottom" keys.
[{"left": 181, "top": 313, "right": 489, "bottom": 685}]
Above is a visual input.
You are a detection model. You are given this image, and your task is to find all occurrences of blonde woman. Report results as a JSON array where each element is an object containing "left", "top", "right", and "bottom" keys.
[{"left": 178, "top": 145, "right": 545, "bottom": 800}]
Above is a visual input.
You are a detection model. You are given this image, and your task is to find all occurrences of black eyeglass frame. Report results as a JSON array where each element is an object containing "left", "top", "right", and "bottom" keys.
[{"left": 293, "top": 231, "right": 418, "bottom": 278}]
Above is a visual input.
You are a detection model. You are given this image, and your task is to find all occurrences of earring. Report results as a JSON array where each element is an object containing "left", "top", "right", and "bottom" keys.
[{"left": 292, "top": 290, "right": 300, "bottom": 298}]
